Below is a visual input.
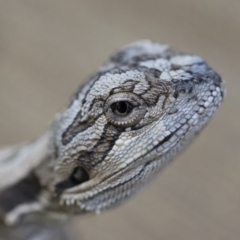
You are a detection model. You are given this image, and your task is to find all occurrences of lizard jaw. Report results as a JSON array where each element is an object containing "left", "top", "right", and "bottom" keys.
[{"left": 59, "top": 158, "right": 159, "bottom": 212}]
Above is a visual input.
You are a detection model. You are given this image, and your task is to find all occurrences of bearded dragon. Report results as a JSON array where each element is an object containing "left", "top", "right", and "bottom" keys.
[{"left": 0, "top": 40, "right": 225, "bottom": 239}]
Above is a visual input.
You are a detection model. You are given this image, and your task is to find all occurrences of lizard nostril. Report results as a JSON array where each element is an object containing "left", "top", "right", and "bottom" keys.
[
  {"left": 178, "top": 89, "right": 187, "bottom": 95},
  {"left": 174, "top": 83, "right": 194, "bottom": 98},
  {"left": 55, "top": 167, "right": 90, "bottom": 196}
]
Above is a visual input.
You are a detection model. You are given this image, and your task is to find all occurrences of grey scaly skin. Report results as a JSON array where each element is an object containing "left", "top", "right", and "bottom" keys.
[{"left": 0, "top": 40, "right": 225, "bottom": 235}]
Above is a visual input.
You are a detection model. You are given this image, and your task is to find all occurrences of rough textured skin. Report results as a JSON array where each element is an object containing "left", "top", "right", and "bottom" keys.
[{"left": 0, "top": 40, "right": 225, "bottom": 229}]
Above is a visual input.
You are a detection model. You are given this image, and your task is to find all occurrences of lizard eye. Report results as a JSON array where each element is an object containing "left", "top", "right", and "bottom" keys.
[
  {"left": 110, "top": 101, "right": 133, "bottom": 116},
  {"left": 104, "top": 92, "right": 146, "bottom": 128}
]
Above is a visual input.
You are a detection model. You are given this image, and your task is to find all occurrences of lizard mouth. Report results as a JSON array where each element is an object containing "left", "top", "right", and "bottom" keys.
[
  {"left": 58, "top": 158, "right": 157, "bottom": 211},
  {"left": 55, "top": 167, "right": 90, "bottom": 196}
]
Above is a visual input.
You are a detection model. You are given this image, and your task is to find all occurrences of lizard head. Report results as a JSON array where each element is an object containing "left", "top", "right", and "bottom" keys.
[{"left": 50, "top": 40, "right": 225, "bottom": 213}]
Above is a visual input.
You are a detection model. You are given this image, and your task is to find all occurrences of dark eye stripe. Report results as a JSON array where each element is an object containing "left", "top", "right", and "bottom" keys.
[
  {"left": 62, "top": 114, "right": 102, "bottom": 146},
  {"left": 76, "top": 123, "right": 123, "bottom": 168}
]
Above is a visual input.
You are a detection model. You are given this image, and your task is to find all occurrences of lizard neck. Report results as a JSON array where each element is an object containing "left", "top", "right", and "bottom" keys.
[{"left": 0, "top": 131, "right": 53, "bottom": 225}]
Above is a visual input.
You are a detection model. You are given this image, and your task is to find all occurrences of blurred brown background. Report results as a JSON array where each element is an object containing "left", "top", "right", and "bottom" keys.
[{"left": 0, "top": 0, "right": 239, "bottom": 239}]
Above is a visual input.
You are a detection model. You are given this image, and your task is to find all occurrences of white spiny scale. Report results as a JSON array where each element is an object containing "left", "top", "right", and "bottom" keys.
[
  {"left": 212, "top": 91, "right": 217, "bottom": 96},
  {"left": 124, "top": 139, "right": 132, "bottom": 146},
  {"left": 170, "top": 55, "right": 203, "bottom": 66},
  {"left": 199, "top": 107, "right": 205, "bottom": 114},
  {"left": 193, "top": 113, "right": 199, "bottom": 119},
  {"left": 70, "top": 198, "right": 75, "bottom": 205},
  {"left": 66, "top": 199, "right": 71, "bottom": 206},
  {"left": 118, "top": 162, "right": 127, "bottom": 169},
  {"left": 164, "top": 131, "right": 171, "bottom": 137},
  {"left": 134, "top": 152, "right": 142, "bottom": 159},
  {"left": 147, "top": 145, "right": 153, "bottom": 151},
  {"left": 204, "top": 101, "right": 211, "bottom": 107},
  {"left": 112, "top": 145, "right": 118, "bottom": 151},
  {"left": 115, "top": 139, "right": 124, "bottom": 146},
  {"left": 158, "top": 135, "right": 165, "bottom": 142},
  {"left": 126, "top": 157, "right": 134, "bottom": 164},
  {"left": 160, "top": 72, "right": 172, "bottom": 81},
  {"left": 141, "top": 149, "right": 148, "bottom": 155}
]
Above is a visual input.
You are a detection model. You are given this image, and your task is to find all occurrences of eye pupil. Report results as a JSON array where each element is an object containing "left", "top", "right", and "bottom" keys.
[
  {"left": 111, "top": 101, "right": 132, "bottom": 115},
  {"left": 117, "top": 101, "right": 128, "bottom": 113}
]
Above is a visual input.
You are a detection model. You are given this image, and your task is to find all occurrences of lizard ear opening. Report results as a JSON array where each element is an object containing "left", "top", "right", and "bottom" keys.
[{"left": 55, "top": 167, "right": 89, "bottom": 196}]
